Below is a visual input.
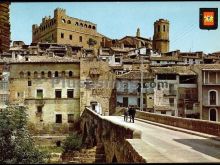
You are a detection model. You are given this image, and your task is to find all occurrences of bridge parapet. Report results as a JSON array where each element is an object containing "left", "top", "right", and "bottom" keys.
[
  {"left": 80, "top": 107, "right": 146, "bottom": 163},
  {"left": 135, "top": 110, "right": 220, "bottom": 136}
]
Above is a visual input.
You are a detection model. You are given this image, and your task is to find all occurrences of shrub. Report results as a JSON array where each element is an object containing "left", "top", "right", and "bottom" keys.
[{"left": 62, "top": 132, "right": 82, "bottom": 152}]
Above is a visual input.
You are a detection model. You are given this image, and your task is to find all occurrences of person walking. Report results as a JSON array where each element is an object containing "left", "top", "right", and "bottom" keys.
[
  {"left": 131, "top": 106, "right": 136, "bottom": 123},
  {"left": 124, "top": 107, "right": 128, "bottom": 122},
  {"left": 128, "top": 105, "right": 132, "bottom": 122}
]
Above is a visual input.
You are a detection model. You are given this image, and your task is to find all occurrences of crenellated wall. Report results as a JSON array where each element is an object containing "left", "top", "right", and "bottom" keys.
[{"left": 80, "top": 107, "right": 147, "bottom": 163}]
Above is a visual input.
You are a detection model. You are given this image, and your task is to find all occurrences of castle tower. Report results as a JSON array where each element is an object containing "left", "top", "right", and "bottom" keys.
[
  {"left": 153, "top": 19, "right": 169, "bottom": 53},
  {"left": 136, "top": 27, "right": 140, "bottom": 37},
  {"left": 0, "top": 2, "right": 11, "bottom": 53}
]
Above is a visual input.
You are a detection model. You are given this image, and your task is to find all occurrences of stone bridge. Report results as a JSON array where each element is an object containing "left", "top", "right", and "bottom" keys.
[{"left": 80, "top": 108, "right": 220, "bottom": 163}]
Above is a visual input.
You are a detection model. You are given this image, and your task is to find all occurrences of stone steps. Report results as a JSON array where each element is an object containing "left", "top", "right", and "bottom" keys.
[{"left": 62, "top": 145, "right": 106, "bottom": 163}]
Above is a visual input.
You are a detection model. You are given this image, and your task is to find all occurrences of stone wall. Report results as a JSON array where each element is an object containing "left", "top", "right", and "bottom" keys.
[
  {"left": 135, "top": 110, "right": 220, "bottom": 136},
  {"left": 80, "top": 107, "right": 147, "bottom": 163}
]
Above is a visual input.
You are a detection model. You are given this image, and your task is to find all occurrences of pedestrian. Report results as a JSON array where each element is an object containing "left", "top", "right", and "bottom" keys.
[
  {"left": 128, "top": 105, "right": 132, "bottom": 122},
  {"left": 131, "top": 107, "right": 136, "bottom": 123},
  {"left": 124, "top": 107, "right": 128, "bottom": 122}
]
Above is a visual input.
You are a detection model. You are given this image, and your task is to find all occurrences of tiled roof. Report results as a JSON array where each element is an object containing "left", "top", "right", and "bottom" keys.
[
  {"left": 116, "top": 70, "right": 154, "bottom": 80},
  {"left": 152, "top": 66, "right": 196, "bottom": 75}
]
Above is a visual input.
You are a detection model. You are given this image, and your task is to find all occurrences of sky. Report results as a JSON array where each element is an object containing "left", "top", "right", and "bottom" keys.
[{"left": 10, "top": 2, "right": 220, "bottom": 54}]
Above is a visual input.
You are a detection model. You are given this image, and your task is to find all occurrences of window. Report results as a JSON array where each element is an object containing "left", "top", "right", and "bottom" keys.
[
  {"left": 20, "top": 71, "right": 24, "bottom": 78},
  {"left": 27, "top": 71, "right": 31, "bottom": 77},
  {"left": 210, "top": 91, "right": 217, "bottom": 105},
  {"left": 34, "top": 71, "right": 38, "bottom": 78},
  {"left": 79, "top": 36, "right": 82, "bottom": 42},
  {"left": 62, "top": 19, "right": 66, "bottom": 23},
  {"left": 28, "top": 80, "right": 32, "bottom": 86},
  {"left": 56, "top": 114, "right": 62, "bottom": 123},
  {"left": 62, "top": 71, "right": 66, "bottom": 77},
  {"left": 37, "top": 89, "right": 43, "bottom": 98},
  {"left": 41, "top": 71, "right": 45, "bottom": 78},
  {"left": 48, "top": 71, "right": 52, "bottom": 78},
  {"left": 157, "top": 74, "right": 176, "bottom": 80},
  {"left": 37, "top": 106, "right": 42, "bottom": 113},
  {"left": 115, "top": 58, "right": 121, "bottom": 63},
  {"left": 169, "top": 98, "right": 174, "bottom": 107},
  {"left": 55, "top": 89, "right": 62, "bottom": 98},
  {"left": 75, "top": 22, "right": 79, "bottom": 26},
  {"left": 67, "top": 20, "right": 71, "bottom": 24},
  {"left": 158, "top": 25, "right": 160, "bottom": 32},
  {"left": 67, "top": 89, "right": 74, "bottom": 98},
  {"left": 161, "top": 111, "right": 166, "bottom": 115},
  {"left": 92, "top": 26, "right": 96, "bottom": 30},
  {"left": 69, "top": 35, "right": 72, "bottom": 40},
  {"left": 163, "top": 25, "right": 166, "bottom": 32},
  {"left": 55, "top": 71, "right": 59, "bottom": 78},
  {"left": 69, "top": 71, "right": 73, "bottom": 77},
  {"left": 88, "top": 25, "right": 91, "bottom": 28},
  {"left": 61, "top": 33, "right": 64, "bottom": 38},
  {"left": 68, "top": 114, "right": 74, "bottom": 123}
]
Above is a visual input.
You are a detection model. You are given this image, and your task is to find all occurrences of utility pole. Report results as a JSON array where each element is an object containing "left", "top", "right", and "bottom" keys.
[{"left": 140, "top": 54, "right": 144, "bottom": 111}]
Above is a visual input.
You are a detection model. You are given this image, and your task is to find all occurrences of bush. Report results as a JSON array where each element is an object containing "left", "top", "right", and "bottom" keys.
[
  {"left": 62, "top": 133, "right": 82, "bottom": 152},
  {"left": 0, "top": 105, "right": 50, "bottom": 164}
]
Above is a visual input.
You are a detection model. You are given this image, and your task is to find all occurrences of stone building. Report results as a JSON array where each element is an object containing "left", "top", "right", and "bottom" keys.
[
  {"left": 80, "top": 57, "right": 116, "bottom": 116},
  {"left": 152, "top": 66, "right": 198, "bottom": 116},
  {"left": 0, "top": 2, "right": 11, "bottom": 53},
  {"left": 153, "top": 19, "right": 169, "bottom": 53},
  {"left": 32, "top": 8, "right": 104, "bottom": 49},
  {"left": 116, "top": 70, "right": 154, "bottom": 110},
  {"left": 0, "top": 61, "right": 9, "bottom": 109},
  {"left": 8, "top": 56, "right": 80, "bottom": 133},
  {"left": 192, "top": 64, "right": 220, "bottom": 122}
]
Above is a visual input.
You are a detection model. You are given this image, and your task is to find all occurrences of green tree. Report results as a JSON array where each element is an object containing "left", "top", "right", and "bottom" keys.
[
  {"left": 0, "top": 105, "right": 49, "bottom": 164},
  {"left": 87, "top": 38, "right": 97, "bottom": 48}
]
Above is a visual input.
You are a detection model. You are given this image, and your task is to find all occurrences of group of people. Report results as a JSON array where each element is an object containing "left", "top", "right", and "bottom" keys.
[{"left": 123, "top": 105, "right": 136, "bottom": 123}]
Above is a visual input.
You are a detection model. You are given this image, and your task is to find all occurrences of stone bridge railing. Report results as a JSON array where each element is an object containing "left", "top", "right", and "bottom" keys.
[
  {"left": 80, "top": 107, "right": 147, "bottom": 163},
  {"left": 135, "top": 110, "right": 220, "bottom": 136}
]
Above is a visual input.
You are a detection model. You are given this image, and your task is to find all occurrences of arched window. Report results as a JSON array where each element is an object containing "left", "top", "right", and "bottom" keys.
[
  {"left": 209, "top": 90, "right": 217, "bottom": 105},
  {"left": 163, "top": 25, "right": 166, "bottom": 32},
  {"left": 20, "top": 71, "right": 24, "bottom": 78},
  {"left": 84, "top": 24, "right": 87, "bottom": 28},
  {"left": 75, "top": 22, "right": 79, "bottom": 26},
  {"left": 62, "top": 71, "right": 66, "bottom": 77},
  {"left": 41, "top": 71, "right": 45, "bottom": 78},
  {"left": 88, "top": 25, "right": 91, "bottom": 29},
  {"left": 69, "top": 71, "right": 73, "bottom": 77},
  {"left": 209, "top": 108, "right": 217, "bottom": 121},
  {"left": 80, "top": 23, "right": 83, "bottom": 27},
  {"left": 55, "top": 71, "right": 59, "bottom": 77},
  {"left": 27, "top": 71, "right": 31, "bottom": 77},
  {"left": 92, "top": 26, "right": 96, "bottom": 30},
  {"left": 67, "top": 20, "right": 71, "bottom": 24},
  {"left": 48, "top": 71, "right": 52, "bottom": 78},
  {"left": 62, "top": 19, "right": 66, "bottom": 23},
  {"left": 34, "top": 71, "right": 38, "bottom": 78}
]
